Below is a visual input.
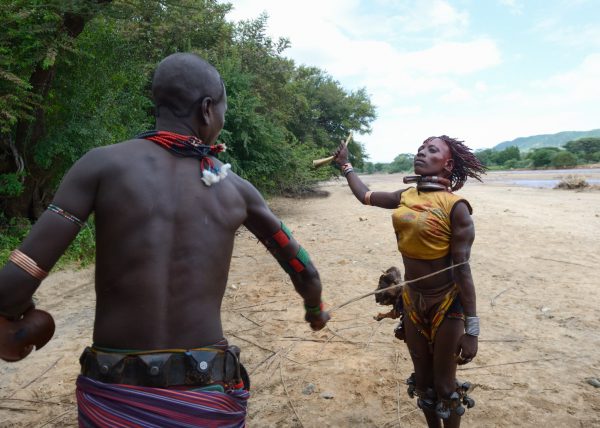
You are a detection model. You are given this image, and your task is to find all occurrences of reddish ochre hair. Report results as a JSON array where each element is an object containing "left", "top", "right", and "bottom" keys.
[{"left": 424, "top": 135, "right": 486, "bottom": 191}]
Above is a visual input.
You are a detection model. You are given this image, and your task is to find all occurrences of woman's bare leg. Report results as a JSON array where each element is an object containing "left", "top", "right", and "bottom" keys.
[
  {"left": 404, "top": 318, "right": 440, "bottom": 428},
  {"left": 434, "top": 318, "right": 464, "bottom": 428}
]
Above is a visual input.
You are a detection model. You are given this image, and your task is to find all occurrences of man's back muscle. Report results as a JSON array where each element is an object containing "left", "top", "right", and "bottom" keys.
[{"left": 90, "top": 140, "right": 248, "bottom": 349}]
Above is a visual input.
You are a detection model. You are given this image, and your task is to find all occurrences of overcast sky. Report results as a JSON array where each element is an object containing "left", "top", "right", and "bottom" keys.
[{"left": 224, "top": 0, "right": 600, "bottom": 162}]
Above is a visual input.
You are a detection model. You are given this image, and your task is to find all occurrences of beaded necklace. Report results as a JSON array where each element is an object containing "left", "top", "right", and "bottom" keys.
[{"left": 137, "top": 130, "right": 230, "bottom": 186}]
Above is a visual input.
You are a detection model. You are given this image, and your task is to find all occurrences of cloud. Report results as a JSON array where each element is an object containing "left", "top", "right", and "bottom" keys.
[
  {"left": 223, "top": 1, "right": 598, "bottom": 162},
  {"left": 499, "top": 0, "right": 524, "bottom": 15}
]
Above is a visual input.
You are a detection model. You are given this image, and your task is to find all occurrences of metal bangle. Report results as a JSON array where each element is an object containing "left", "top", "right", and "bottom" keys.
[
  {"left": 464, "top": 316, "right": 480, "bottom": 337},
  {"left": 9, "top": 249, "right": 48, "bottom": 280}
]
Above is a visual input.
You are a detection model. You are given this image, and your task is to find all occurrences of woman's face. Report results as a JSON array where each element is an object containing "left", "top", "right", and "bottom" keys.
[{"left": 414, "top": 137, "right": 453, "bottom": 177}]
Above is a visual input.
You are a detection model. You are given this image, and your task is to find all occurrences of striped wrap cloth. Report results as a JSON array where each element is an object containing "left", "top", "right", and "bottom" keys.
[{"left": 76, "top": 375, "right": 249, "bottom": 427}]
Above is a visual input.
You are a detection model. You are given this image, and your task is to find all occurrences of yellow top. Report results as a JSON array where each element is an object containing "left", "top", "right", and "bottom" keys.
[{"left": 392, "top": 187, "right": 472, "bottom": 260}]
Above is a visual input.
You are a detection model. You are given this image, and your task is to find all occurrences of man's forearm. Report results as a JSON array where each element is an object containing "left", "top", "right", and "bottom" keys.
[
  {"left": 0, "top": 265, "right": 39, "bottom": 317},
  {"left": 291, "top": 266, "right": 323, "bottom": 307}
]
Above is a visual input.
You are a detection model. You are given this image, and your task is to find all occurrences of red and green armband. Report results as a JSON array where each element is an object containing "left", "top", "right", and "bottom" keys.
[{"left": 262, "top": 222, "right": 313, "bottom": 274}]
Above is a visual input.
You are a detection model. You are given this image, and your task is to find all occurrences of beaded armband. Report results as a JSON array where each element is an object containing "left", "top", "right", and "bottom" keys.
[
  {"left": 262, "top": 223, "right": 313, "bottom": 274},
  {"left": 304, "top": 302, "right": 324, "bottom": 315},
  {"left": 47, "top": 204, "right": 85, "bottom": 227}
]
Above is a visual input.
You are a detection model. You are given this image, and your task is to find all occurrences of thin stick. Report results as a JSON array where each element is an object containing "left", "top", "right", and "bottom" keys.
[
  {"left": 365, "top": 322, "right": 382, "bottom": 349},
  {"left": 229, "top": 333, "right": 303, "bottom": 365},
  {"left": 0, "top": 405, "right": 37, "bottom": 411},
  {"left": 399, "top": 408, "right": 420, "bottom": 419},
  {"left": 227, "top": 299, "right": 289, "bottom": 311},
  {"left": 239, "top": 312, "right": 262, "bottom": 327},
  {"left": 325, "top": 325, "right": 361, "bottom": 345},
  {"left": 312, "top": 132, "right": 353, "bottom": 168},
  {"left": 458, "top": 357, "right": 563, "bottom": 371},
  {"left": 17, "top": 357, "right": 61, "bottom": 392},
  {"left": 279, "top": 362, "right": 305, "bottom": 428},
  {"left": 0, "top": 397, "right": 63, "bottom": 406},
  {"left": 329, "top": 261, "right": 469, "bottom": 313},
  {"left": 229, "top": 333, "right": 275, "bottom": 354},
  {"left": 532, "top": 256, "right": 594, "bottom": 268},
  {"left": 39, "top": 409, "right": 74, "bottom": 427},
  {"left": 396, "top": 381, "right": 401, "bottom": 426},
  {"left": 250, "top": 351, "right": 277, "bottom": 375},
  {"left": 490, "top": 287, "right": 512, "bottom": 307}
]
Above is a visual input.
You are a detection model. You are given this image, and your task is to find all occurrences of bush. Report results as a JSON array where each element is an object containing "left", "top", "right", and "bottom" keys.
[
  {"left": 551, "top": 151, "right": 577, "bottom": 168},
  {"left": 554, "top": 175, "right": 589, "bottom": 190}
]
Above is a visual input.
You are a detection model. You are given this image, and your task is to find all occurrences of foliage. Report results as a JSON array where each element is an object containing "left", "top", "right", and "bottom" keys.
[
  {"left": 563, "top": 138, "right": 600, "bottom": 163},
  {"left": 1, "top": 0, "right": 377, "bottom": 223},
  {"left": 387, "top": 153, "right": 414, "bottom": 173},
  {"left": 551, "top": 151, "right": 577, "bottom": 168},
  {"left": 0, "top": 215, "right": 95, "bottom": 268},
  {"left": 527, "top": 147, "right": 560, "bottom": 168},
  {"left": 493, "top": 129, "right": 600, "bottom": 151}
]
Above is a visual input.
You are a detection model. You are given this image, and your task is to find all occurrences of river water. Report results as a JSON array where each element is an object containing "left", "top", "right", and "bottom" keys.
[{"left": 484, "top": 168, "right": 600, "bottom": 188}]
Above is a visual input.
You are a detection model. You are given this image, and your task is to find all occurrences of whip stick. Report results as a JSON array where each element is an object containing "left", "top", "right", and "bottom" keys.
[
  {"left": 328, "top": 261, "right": 469, "bottom": 314},
  {"left": 312, "top": 132, "right": 353, "bottom": 168}
]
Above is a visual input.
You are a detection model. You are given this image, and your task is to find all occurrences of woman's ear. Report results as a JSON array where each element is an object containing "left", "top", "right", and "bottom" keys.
[{"left": 444, "top": 158, "right": 454, "bottom": 174}]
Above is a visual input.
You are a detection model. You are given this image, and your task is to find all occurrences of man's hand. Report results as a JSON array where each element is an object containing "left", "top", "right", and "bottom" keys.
[
  {"left": 305, "top": 310, "right": 330, "bottom": 331},
  {"left": 455, "top": 334, "right": 478, "bottom": 365},
  {"left": 332, "top": 140, "right": 350, "bottom": 166},
  {"left": 0, "top": 308, "right": 55, "bottom": 362}
]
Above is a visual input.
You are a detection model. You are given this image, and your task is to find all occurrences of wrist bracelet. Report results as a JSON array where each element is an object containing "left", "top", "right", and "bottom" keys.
[
  {"left": 464, "top": 316, "right": 480, "bottom": 336},
  {"left": 341, "top": 163, "right": 353, "bottom": 176},
  {"left": 304, "top": 302, "right": 323, "bottom": 315}
]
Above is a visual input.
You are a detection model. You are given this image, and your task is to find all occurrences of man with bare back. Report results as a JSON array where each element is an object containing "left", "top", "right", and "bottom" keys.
[{"left": 0, "top": 52, "right": 329, "bottom": 427}]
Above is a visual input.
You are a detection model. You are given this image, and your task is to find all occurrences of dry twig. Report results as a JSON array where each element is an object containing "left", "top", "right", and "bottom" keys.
[
  {"left": 490, "top": 287, "right": 512, "bottom": 307},
  {"left": 279, "top": 362, "right": 305, "bottom": 428}
]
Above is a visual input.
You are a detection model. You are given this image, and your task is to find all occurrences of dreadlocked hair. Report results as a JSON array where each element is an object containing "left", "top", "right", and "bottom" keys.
[{"left": 424, "top": 135, "right": 487, "bottom": 191}]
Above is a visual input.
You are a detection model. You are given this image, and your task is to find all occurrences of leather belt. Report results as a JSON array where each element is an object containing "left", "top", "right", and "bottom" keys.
[{"left": 79, "top": 345, "right": 245, "bottom": 388}]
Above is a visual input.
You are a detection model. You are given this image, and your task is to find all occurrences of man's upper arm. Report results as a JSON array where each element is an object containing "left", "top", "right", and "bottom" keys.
[
  {"left": 19, "top": 148, "right": 104, "bottom": 270},
  {"left": 450, "top": 202, "right": 474, "bottom": 263},
  {"left": 241, "top": 180, "right": 283, "bottom": 241}
]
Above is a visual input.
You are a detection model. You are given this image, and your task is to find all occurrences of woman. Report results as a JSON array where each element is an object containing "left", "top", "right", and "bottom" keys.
[{"left": 333, "top": 136, "right": 485, "bottom": 428}]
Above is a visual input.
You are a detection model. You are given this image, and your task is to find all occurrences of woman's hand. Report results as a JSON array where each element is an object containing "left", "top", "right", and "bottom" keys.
[
  {"left": 456, "top": 334, "right": 478, "bottom": 365},
  {"left": 332, "top": 140, "right": 349, "bottom": 166}
]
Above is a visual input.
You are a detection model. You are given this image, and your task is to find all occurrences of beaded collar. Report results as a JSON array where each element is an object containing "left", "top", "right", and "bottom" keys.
[{"left": 137, "top": 130, "right": 230, "bottom": 186}]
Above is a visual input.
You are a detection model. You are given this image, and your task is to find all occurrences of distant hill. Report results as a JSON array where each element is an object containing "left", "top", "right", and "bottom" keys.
[{"left": 493, "top": 129, "right": 600, "bottom": 151}]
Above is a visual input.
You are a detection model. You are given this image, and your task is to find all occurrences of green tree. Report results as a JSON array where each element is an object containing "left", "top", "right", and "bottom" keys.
[
  {"left": 1, "top": 0, "right": 113, "bottom": 220},
  {"left": 474, "top": 148, "right": 496, "bottom": 166},
  {"left": 527, "top": 147, "right": 560, "bottom": 168},
  {"left": 1, "top": 0, "right": 377, "bottom": 222},
  {"left": 388, "top": 153, "right": 414, "bottom": 173},
  {"left": 494, "top": 146, "right": 520, "bottom": 165},
  {"left": 551, "top": 151, "right": 577, "bottom": 168},
  {"left": 564, "top": 137, "right": 600, "bottom": 163}
]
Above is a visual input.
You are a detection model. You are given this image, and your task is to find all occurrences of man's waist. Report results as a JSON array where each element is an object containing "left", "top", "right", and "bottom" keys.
[{"left": 79, "top": 343, "right": 244, "bottom": 388}]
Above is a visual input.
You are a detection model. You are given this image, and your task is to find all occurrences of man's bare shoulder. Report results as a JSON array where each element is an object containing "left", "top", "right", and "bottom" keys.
[{"left": 225, "top": 172, "right": 264, "bottom": 204}]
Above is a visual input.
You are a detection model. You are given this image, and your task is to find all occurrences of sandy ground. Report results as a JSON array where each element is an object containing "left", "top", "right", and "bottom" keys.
[{"left": 1, "top": 170, "right": 600, "bottom": 427}]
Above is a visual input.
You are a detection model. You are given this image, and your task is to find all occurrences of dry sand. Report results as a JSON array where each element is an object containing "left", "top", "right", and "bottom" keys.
[{"left": 1, "top": 170, "right": 600, "bottom": 427}]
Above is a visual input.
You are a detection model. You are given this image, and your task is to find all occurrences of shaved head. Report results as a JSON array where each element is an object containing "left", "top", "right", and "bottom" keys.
[{"left": 152, "top": 53, "right": 224, "bottom": 118}]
